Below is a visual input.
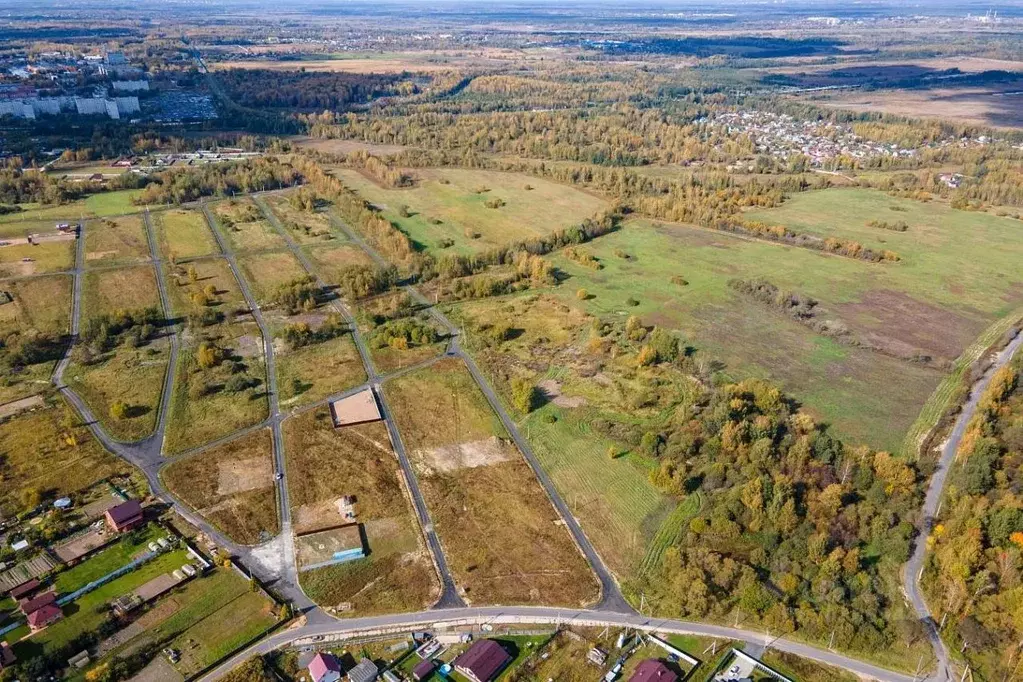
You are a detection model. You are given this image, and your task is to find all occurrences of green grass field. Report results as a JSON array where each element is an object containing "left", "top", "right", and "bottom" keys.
[
  {"left": 84, "top": 190, "right": 142, "bottom": 217},
  {"left": 84, "top": 215, "right": 150, "bottom": 267},
  {"left": 0, "top": 240, "right": 74, "bottom": 277},
  {"left": 53, "top": 524, "right": 164, "bottom": 595},
  {"left": 211, "top": 199, "right": 288, "bottom": 252},
  {"left": 154, "top": 209, "right": 219, "bottom": 261},
  {"left": 334, "top": 168, "right": 607, "bottom": 255},
  {"left": 543, "top": 218, "right": 951, "bottom": 452},
  {"left": 14, "top": 548, "right": 190, "bottom": 658},
  {"left": 164, "top": 257, "right": 246, "bottom": 318}
]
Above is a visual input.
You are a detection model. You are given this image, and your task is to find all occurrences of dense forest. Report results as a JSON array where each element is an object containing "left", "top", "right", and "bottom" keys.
[
  {"left": 924, "top": 354, "right": 1023, "bottom": 679},
  {"left": 216, "top": 68, "right": 409, "bottom": 111}
]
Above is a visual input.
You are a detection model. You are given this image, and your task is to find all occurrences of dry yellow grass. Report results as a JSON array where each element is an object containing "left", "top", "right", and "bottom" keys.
[
  {"left": 82, "top": 266, "right": 161, "bottom": 320},
  {"left": 162, "top": 429, "right": 279, "bottom": 545}
]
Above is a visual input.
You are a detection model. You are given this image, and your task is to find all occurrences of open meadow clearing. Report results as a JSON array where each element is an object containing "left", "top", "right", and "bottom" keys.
[
  {"left": 275, "top": 331, "right": 366, "bottom": 407},
  {"left": 262, "top": 195, "right": 337, "bottom": 244},
  {"left": 385, "top": 358, "right": 598, "bottom": 606},
  {"left": 65, "top": 338, "right": 171, "bottom": 442},
  {"left": 445, "top": 294, "right": 684, "bottom": 577},
  {"left": 82, "top": 265, "right": 162, "bottom": 320},
  {"left": 164, "top": 257, "right": 246, "bottom": 318},
  {"left": 84, "top": 215, "right": 150, "bottom": 266},
  {"left": 0, "top": 398, "right": 132, "bottom": 516},
  {"left": 303, "top": 243, "right": 375, "bottom": 284},
  {"left": 0, "top": 240, "right": 74, "bottom": 277},
  {"left": 154, "top": 209, "right": 219, "bottom": 261},
  {"left": 543, "top": 218, "right": 956, "bottom": 452},
  {"left": 164, "top": 320, "right": 269, "bottom": 454},
  {"left": 0, "top": 274, "right": 71, "bottom": 403},
  {"left": 334, "top": 168, "right": 607, "bottom": 255},
  {"left": 237, "top": 250, "right": 308, "bottom": 304},
  {"left": 211, "top": 198, "right": 287, "bottom": 252},
  {"left": 162, "top": 428, "right": 279, "bottom": 544},
  {"left": 284, "top": 410, "right": 439, "bottom": 614}
]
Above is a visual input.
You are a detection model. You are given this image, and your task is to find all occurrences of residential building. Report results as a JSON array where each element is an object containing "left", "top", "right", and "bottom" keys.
[
  {"left": 628, "top": 660, "right": 678, "bottom": 682},
  {"left": 348, "top": 658, "right": 379, "bottom": 682},
  {"left": 0, "top": 641, "right": 14, "bottom": 670},
  {"left": 454, "top": 640, "right": 512, "bottom": 682},
  {"left": 26, "top": 603, "right": 62, "bottom": 631},
  {"left": 308, "top": 652, "right": 342, "bottom": 682},
  {"left": 104, "top": 500, "right": 144, "bottom": 533},
  {"left": 8, "top": 578, "right": 40, "bottom": 600},
  {"left": 19, "top": 590, "right": 56, "bottom": 616}
]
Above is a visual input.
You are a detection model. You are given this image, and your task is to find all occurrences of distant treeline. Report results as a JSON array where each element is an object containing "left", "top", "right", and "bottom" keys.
[{"left": 216, "top": 69, "right": 408, "bottom": 112}]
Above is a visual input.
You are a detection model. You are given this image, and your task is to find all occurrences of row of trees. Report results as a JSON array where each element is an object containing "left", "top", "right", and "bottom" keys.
[{"left": 135, "top": 157, "right": 302, "bottom": 205}]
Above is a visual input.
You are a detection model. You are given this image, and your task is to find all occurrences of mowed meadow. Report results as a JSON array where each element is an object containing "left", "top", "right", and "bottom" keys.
[
  {"left": 545, "top": 188, "right": 1023, "bottom": 453},
  {"left": 332, "top": 167, "right": 608, "bottom": 255}
]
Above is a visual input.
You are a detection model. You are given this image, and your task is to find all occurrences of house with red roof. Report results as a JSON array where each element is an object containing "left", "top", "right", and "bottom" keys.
[
  {"left": 454, "top": 640, "right": 511, "bottom": 682},
  {"left": 628, "top": 660, "right": 678, "bottom": 682},
  {"left": 308, "top": 652, "right": 342, "bottom": 682},
  {"left": 104, "top": 500, "right": 143, "bottom": 533},
  {"left": 0, "top": 641, "right": 15, "bottom": 670},
  {"left": 18, "top": 590, "right": 56, "bottom": 616},
  {"left": 26, "top": 603, "right": 62, "bottom": 631},
  {"left": 8, "top": 578, "right": 40, "bottom": 600}
]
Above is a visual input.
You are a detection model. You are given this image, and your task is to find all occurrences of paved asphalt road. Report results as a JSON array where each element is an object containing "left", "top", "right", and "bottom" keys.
[
  {"left": 199, "top": 605, "right": 921, "bottom": 682},
  {"left": 902, "top": 329, "right": 1023, "bottom": 682}
]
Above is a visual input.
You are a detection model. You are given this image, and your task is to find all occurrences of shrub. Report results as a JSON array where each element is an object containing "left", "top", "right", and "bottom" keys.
[
  {"left": 511, "top": 377, "right": 539, "bottom": 413},
  {"left": 576, "top": 288, "right": 589, "bottom": 300},
  {"left": 109, "top": 401, "right": 129, "bottom": 420}
]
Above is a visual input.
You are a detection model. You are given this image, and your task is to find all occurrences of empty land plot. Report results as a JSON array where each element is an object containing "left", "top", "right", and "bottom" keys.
[
  {"left": 303, "top": 244, "right": 375, "bottom": 284},
  {"left": 0, "top": 398, "right": 132, "bottom": 516},
  {"left": 164, "top": 257, "right": 246, "bottom": 318},
  {"left": 211, "top": 199, "right": 287, "bottom": 252},
  {"left": 443, "top": 294, "right": 686, "bottom": 576},
  {"left": 284, "top": 410, "right": 439, "bottom": 614},
  {"left": 83, "top": 190, "right": 143, "bottom": 217},
  {"left": 0, "top": 274, "right": 71, "bottom": 403},
  {"left": 334, "top": 167, "right": 607, "bottom": 255},
  {"left": 545, "top": 218, "right": 952, "bottom": 452},
  {"left": 357, "top": 291, "right": 448, "bottom": 373},
  {"left": 82, "top": 265, "right": 161, "bottom": 320},
  {"left": 162, "top": 429, "right": 278, "bottom": 544},
  {"left": 84, "top": 215, "right": 150, "bottom": 266},
  {"left": 237, "top": 250, "right": 308, "bottom": 304},
  {"left": 164, "top": 321, "right": 269, "bottom": 454},
  {"left": 65, "top": 339, "right": 171, "bottom": 442},
  {"left": 263, "top": 196, "right": 336, "bottom": 244},
  {"left": 0, "top": 218, "right": 71, "bottom": 240},
  {"left": 0, "top": 240, "right": 74, "bottom": 277},
  {"left": 275, "top": 331, "right": 366, "bottom": 407},
  {"left": 154, "top": 209, "right": 219, "bottom": 261},
  {"left": 385, "top": 358, "right": 597, "bottom": 606}
]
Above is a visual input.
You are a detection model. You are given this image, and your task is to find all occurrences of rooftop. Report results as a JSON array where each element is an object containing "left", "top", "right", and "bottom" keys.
[
  {"left": 105, "top": 499, "right": 142, "bottom": 526},
  {"left": 455, "top": 640, "right": 512, "bottom": 682},
  {"left": 629, "top": 660, "right": 678, "bottom": 682}
]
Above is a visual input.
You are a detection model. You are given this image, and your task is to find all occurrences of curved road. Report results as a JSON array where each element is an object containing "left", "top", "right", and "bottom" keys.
[
  {"left": 199, "top": 605, "right": 920, "bottom": 682},
  {"left": 903, "top": 330, "right": 1023, "bottom": 682}
]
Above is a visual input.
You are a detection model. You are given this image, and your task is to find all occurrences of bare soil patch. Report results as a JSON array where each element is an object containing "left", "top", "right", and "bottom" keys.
[
  {"left": 0, "top": 394, "right": 43, "bottom": 420},
  {"left": 837, "top": 289, "right": 985, "bottom": 362},
  {"left": 216, "top": 456, "right": 273, "bottom": 496},
  {"left": 416, "top": 436, "right": 513, "bottom": 474},
  {"left": 537, "top": 379, "right": 586, "bottom": 408}
]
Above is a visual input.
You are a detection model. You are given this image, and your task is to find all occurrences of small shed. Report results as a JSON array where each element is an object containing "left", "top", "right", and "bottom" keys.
[
  {"left": 348, "top": 658, "right": 379, "bottom": 682},
  {"left": 329, "top": 388, "right": 382, "bottom": 428},
  {"left": 413, "top": 659, "right": 436, "bottom": 682}
]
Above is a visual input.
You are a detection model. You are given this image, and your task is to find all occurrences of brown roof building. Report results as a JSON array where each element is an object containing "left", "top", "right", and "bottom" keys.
[
  {"left": 454, "top": 640, "right": 511, "bottom": 682},
  {"left": 19, "top": 590, "right": 56, "bottom": 616},
  {"left": 104, "top": 500, "right": 143, "bottom": 533},
  {"left": 0, "top": 641, "right": 14, "bottom": 670},
  {"left": 8, "top": 578, "right": 40, "bottom": 600},
  {"left": 628, "top": 660, "right": 678, "bottom": 682}
]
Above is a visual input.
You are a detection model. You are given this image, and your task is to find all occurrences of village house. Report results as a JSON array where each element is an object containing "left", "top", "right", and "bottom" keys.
[
  {"left": 104, "top": 500, "right": 143, "bottom": 533},
  {"left": 628, "top": 660, "right": 678, "bottom": 682},
  {"left": 454, "top": 640, "right": 512, "bottom": 682},
  {"left": 308, "top": 652, "right": 342, "bottom": 682}
]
